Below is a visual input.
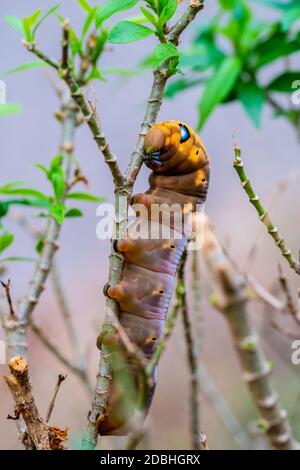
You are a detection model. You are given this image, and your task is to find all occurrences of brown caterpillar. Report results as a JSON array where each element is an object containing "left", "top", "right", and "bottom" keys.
[{"left": 97, "top": 120, "right": 210, "bottom": 435}]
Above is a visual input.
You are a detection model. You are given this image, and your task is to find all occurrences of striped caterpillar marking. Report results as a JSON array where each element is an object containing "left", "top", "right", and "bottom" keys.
[{"left": 97, "top": 121, "right": 210, "bottom": 435}]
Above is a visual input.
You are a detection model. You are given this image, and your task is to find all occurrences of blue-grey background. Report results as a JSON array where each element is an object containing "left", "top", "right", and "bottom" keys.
[{"left": 0, "top": 0, "right": 299, "bottom": 449}]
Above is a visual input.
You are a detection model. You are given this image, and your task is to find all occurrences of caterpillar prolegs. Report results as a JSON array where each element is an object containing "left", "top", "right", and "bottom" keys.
[{"left": 97, "top": 121, "right": 210, "bottom": 435}]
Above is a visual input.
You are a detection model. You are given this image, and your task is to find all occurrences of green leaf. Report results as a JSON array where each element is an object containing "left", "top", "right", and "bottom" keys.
[
  {"left": 0, "top": 187, "right": 48, "bottom": 200},
  {"left": 140, "top": 6, "right": 157, "bottom": 27},
  {"left": 149, "top": 42, "right": 179, "bottom": 68},
  {"left": 198, "top": 56, "right": 242, "bottom": 129},
  {"left": 0, "top": 103, "right": 23, "bottom": 117},
  {"left": 35, "top": 163, "right": 49, "bottom": 176},
  {"left": 218, "top": 0, "right": 239, "bottom": 9},
  {"left": 23, "top": 9, "right": 42, "bottom": 41},
  {"left": 67, "top": 192, "right": 105, "bottom": 202},
  {"left": 50, "top": 204, "right": 66, "bottom": 224},
  {"left": 4, "top": 15, "right": 24, "bottom": 34},
  {"left": 252, "top": 32, "right": 300, "bottom": 69},
  {"left": 65, "top": 208, "right": 83, "bottom": 217},
  {"left": 165, "top": 77, "right": 205, "bottom": 99},
  {"left": 32, "top": 5, "right": 61, "bottom": 38},
  {"left": 0, "top": 256, "right": 36, "bottom": 264},
  {"left": 77, "top": 0, "right": 93, "bottom": 13},
  {"left": 254, "top": 0, "right": 299, "bottom": 11},
  {"left": 0, "top": 61, "right": 48, "bottom": 77},
  {"left": 0, "top": 233, "right": 14, "bottom": 254},
  {"left": 48, "top": 155, "right": 65, "bottom": 201},
  {"left": 145, "top": 0, "right": 157, "bottom": 13},
  {"left": 96, "top": 0, "right": 139, "bottom": 27},
  {"left": 267, "top": 71, "right": 300, "bottom": 92},
  {"left": 159, "top": 0, "right": 177, "bottom": 23},
  {"left": 237, "top": 81, "right": 265, "bottom": 128},
  {"left": 82, "top": 7, "right": 97, "bottom": 39},
  {"left": 108, "top": 21, "right": 154, "bottom": 43},
  {"left": 35, "top": 236, "right": 45, "bottom": 254}
]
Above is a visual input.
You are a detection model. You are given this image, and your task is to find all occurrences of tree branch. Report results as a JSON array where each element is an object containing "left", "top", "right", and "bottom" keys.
[
  {"left": 233, "top": 142, "right": 300, "bottom": 275},
  {"left": 2, "top": 98, "right": 77, "bottom": 360},
  {"left": 202, "top": 217, "right": 298, "bottom": 450},
  {"left": 30, "top": 320, "right": 92, "bottom": 395},
  {"left": 4, "top": 357, "right": 51, "bottom": 450}
]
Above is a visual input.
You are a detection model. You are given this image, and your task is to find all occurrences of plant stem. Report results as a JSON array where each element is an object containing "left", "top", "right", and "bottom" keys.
[
  {"left": 203, "top": 217, "right": 298, "bottom": 450},
  {"left": 233, "top": 143, "right": 300, "bottom": 275},
  {"left": 181, "top": 254, "right": 201, "bottom": 450}
]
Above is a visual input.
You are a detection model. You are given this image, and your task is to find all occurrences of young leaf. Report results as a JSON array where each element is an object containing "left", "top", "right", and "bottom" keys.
[
  {"left": 82, "top": 7, "right": 97, "bottom": 39},
  {"left": 32, "top": 4, "right": 61, "bottom": 38},
  {"left": 165, "top": 77, "right": 205, "bottom": 99},
  {"left": 67, "top": 192, "right": 105, "bottom": 202},
  {"left": 150, "top": 42, "right": 179, "bottom": 68},
  {"left": 49, "top": 155, "right": 65, "bottom": 201},
  {"left": 267, "top": 71, "right": 300, "bottom": 92},
  {"left": 0, "top": 187, "right": 48, "bottom": 200},
  {"left": 237, "top": 81, "right": 265, "bottom": 128},
  {"left": 0, "top": 103, "right": 23, "bottom": 117},
  {"left": 96, "top": 0, "right": 139, "bottom": 27},
  {"left": 198, "top": 56, "right": 241, "bottom": 129},
  {"left": 65, "top": 208, "right": 83, "bottom": 217},
  {"left": 4, "top": 15, "right": 24, "bottom": 34},
  {"left": 0, "top": 233, "right": 14, "bottom": 254},
  {"left": 108, "top": 21, "right": 154, "bottom": 43},
  {"left": 140, "top": 6, "right": 157, "bottom": 27},
  {"left": 159, "top": 0, "right": 177, "bottom": 23},
  {"left": 35, "top": 236, "right": 45, "bottom": 254},
  {"left": 77, "top": 0, "right": 93, "bottom": 13},
  {"left": 23, "top": 9, "right": 42, "bottom": 41},
  {"left": 145, "top": 0, "right": 157, "bottom": 13},
  {"left": 0, "top": 256, "right": 36, "bottom": 264},
  {"left": 50, "top": 204, "right": 66, "bottom": 224},
  {"left": 0, "top": 61, "right": 48, "bottom": 77}
]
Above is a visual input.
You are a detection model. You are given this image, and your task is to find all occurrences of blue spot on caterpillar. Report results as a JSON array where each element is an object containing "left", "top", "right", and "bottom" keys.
[{"left": 97, "top": 121, "right": 210, "bottom": 435}]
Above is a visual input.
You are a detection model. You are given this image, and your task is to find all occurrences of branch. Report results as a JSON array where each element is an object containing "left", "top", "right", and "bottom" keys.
[
  {"left": 233, "top": 142, "right": 300, "bottom": 275},
  {"left": 1, "top": 279, "right": 16, "bottom": 319},
  {"left": 2, "top": 98, "right": 77, "bottom": 360},
  {"left": 199, "top": 364, "right": 253, "bottom": 450},
  {"left": 46, "top": 374, "right": 67, "bottom": 423},
  {"left": 4, "top": 357, "right": 51, "bottom": 450},
  {"left": 202, "top": 217, "right": 298, "bottom": 450},
  {"left": 30, "top": 320, "right": 92, "bottom": 395},
  {"left": 180, "top": 253, "right": 201, "bottom": 450},
  {"left": 168, "top": 1, "right": 204, "bottom": 45},
  {"left": 23, "top": 44, "right": 124, "bottom": 188},
  {"left": 82, "top": 2, "right": 205, "bottom": 449}
]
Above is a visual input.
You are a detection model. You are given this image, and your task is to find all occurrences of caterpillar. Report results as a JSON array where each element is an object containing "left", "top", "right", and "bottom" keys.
[{"left": 97, "top": 120, "right": 210, "bottom": 435}]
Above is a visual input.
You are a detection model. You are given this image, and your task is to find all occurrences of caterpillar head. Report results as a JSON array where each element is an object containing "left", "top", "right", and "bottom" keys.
[{"left": 144, "top": 120, "right": 208, "bottom": 175}]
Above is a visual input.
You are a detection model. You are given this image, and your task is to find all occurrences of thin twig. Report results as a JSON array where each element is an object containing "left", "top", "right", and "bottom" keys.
[
  {"left": 46, "top": 374, "right": 67, "bottom": 423},
  {"left": 244, "top": 170, "right": 298, "bottom": 272},
  {"left": 61, "top": 19, "right": 70, "bottom": 69},
  {"left": 199, "top": 364, "right": 253, "bottom": 450},
  {"left": 30, "top": 320, "right": 92, "bottom": 395},
  {"left": 202, "top": 217, "right": 298, "bottom": 450},
  {"left": 233, "top": 141, "right": 300, "bottom": 275},
  {"left": 278, "top": 264, "right": 300, "bottom": 324},
  {"left": 1, "top": 279, "right": 16, "bottom": 319},
  {"left": 180, "top": 253, "right": 201, "bottom": 450}
]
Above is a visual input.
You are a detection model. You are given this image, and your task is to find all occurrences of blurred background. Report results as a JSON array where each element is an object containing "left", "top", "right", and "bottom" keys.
[{"left": 0, "top": 0, "right": 299, "bottom": 450}]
